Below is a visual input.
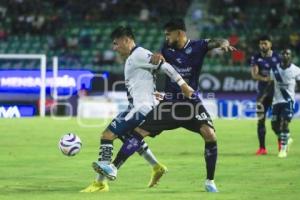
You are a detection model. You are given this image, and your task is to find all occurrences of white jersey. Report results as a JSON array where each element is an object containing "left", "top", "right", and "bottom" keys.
[
  {"left": 270, "top": 63, "right": 300, "bottom": 105},
  {"left": 124, "top": 46, "right": 159, "bottom": 115}
]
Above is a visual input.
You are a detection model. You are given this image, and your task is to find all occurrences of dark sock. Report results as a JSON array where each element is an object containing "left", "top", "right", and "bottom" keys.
[
  {"left": 257, "top": 122, "right": 266, "bottom": 148},
  {"left": 113, "top": 133, "right": 143, "bottom": 168},
  {"left": 205, "top": 142, "right": 218, "bottom": 180},
  {"left": 98, "top": 139, "right": 113, "bottom": 163}
]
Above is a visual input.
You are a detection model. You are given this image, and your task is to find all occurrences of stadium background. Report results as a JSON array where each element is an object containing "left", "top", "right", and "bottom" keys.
[{"left": 0, "top": 0, "right": 300, "bottom": 118}]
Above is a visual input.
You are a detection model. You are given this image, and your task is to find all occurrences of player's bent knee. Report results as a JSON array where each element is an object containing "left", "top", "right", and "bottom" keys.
[
  {"left": 200, "top": 125, "right": 217, "bottom": 142},
  {"left": 134, "top": 127, "right": 150, "bottom": 138},
  {"left": 101, "top": 129, "right": 117, "bottom": 140}
]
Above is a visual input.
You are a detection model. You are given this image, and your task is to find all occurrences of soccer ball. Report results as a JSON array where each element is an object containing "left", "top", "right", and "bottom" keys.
[{"left": 59, "top": 133, "right": 82, "bottom": 156}]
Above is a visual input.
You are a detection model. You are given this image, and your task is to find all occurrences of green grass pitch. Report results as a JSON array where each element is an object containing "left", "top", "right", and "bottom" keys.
[{"left": 0, "top": 118, "right": 299, "bottom": 200}]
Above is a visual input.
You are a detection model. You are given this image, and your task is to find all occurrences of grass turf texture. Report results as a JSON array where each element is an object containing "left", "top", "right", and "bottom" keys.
[{"left": 0, "top": 118, "right": 299, "bottom": 200}]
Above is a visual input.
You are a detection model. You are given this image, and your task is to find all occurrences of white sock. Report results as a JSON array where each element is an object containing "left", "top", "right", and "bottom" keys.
[
  {"left": 140, "top": 148, "right": 159, "bottom": 167},
  {"left": 96, "top": 174, "right": 106, "bottom": 182}
]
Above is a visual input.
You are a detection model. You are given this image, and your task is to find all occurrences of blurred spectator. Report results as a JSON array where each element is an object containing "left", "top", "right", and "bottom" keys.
[
  {"left": 267, "top": 8, "right": 280, "bottom": 29},
  {"left": 0, "top": 5, "right": 7, "bottom": 19},
  {"left": 79, "top": 29, "right": 92, "bottom": 48},
  {"left": 102, "top": 49, "right": 116, "bottom": 65},
  {"left": 228, "top": 33, "right": 239, "bottom": 46},
  {"left": 191, "top": 7, "right": 203, "bottom": 24},
  {"left": 92, "top": 52, "right": 104, "bottom": 66},
  {"left": 0, "top": 26, "right": 8, "bottom": 41},
  {"left": 279, "top": 11, "right": 293, "bottom": 29},
  {"left": 231, "top": 49, "right": 246, "bottom": 65},
  {"left": 289, "top": 32, "right": 300, "bottom": 53},
  {"left": 139, "top": 6, "right": 150, "bottom": 22},
  {"left": 67, "top": 34, "right": 79, "bottom": 50},
  {"left": 32, "top": 13, "right": 46, "bottom": 34}
]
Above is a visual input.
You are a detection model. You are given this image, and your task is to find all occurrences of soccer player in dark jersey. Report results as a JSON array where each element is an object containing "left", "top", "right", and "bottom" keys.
[
  {"left": 97, "top": 19, "right": 235, "bottom": 192},
  {"left": 250, "top": 35, "right": 281, "bottom": 155}
]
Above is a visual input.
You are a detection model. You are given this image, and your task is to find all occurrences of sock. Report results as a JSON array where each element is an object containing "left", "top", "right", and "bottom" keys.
[
  {"left": 257, "top": 122, "right": 266, "bottom": 148},
  {"left": 98, "top": 139, "right": 113, "bottom": 164},
  {"left": 96, "top": 174, "right": 105, "bottom": 182},
  {"left": 113, "top": 133, "right": 143, "bottom": 168},
  {"left": 205, "top": 142, "right": 218, "bottom": 180},
  {"left": 137, "top": 140, "right": 159, "bottom": 167},
  {"left": 277, "top": 138, "right": 281, "bottom": 151},
  {"left": 280, "top": 132, "right": 289, "bottom": 151}
]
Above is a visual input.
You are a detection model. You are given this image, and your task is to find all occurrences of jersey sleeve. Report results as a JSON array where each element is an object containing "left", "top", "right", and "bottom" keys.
[
  {"left": 198, "top": 39, "right": 209, "bottom": 53},
  {"left": 131, "top": 48, "right": 160, "bottom": 70},
  {"left": 295, "top": 65, "right": 300, "bottom": 80}
]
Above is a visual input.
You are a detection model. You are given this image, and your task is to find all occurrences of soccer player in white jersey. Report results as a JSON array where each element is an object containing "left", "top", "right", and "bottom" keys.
[
  {"left": 81, "top": 26, "right": 194, "bottom": 192},
  {"left": 270, "top": 49, "right": 300, "bottom": 158}
]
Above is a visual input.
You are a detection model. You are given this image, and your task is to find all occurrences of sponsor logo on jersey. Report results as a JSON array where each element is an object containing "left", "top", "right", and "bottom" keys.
[
  {"left": 176, "top": 58, "right": 182, "bottom": 64},
  {"left": 110, "top": 121, "right": 117, "bottom": 129},
  {"left": 185, "top": 47, "right": 192, "bottom": 54}
]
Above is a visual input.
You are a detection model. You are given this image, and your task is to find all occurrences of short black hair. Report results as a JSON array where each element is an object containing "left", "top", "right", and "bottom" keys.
[
  {"left": 110, "top": 26, "right": 135, "bottom": 40},
  {"left": 164, "top": 18, "right": 186, "bottom": 31},
  {"left": 258, "top": 35, "right": 272, "bottom": 42},
  {"left": 281, "top": 48, "right": 292, "bottom": 55}
]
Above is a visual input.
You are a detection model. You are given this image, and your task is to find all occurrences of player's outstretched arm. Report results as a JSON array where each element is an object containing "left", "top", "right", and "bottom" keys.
[{"left": 207, "top": 38, "right": 236, "bottom": 52}]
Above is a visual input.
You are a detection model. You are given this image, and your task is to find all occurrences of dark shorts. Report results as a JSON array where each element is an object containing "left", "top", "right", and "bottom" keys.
[
  {"left": 139, "top": 100, "right": 215, "bottom": 137},
  {"left": 272, "top": 102, "right": 294, "bottom": 122},
  {"left": 256, "top": 93, "right": 273, "bottom": 116}
]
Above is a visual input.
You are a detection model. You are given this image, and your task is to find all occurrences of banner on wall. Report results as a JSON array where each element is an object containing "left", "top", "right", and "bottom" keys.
[
  {"left": 0, "top": 70, "right": 95, "bottom": 95},
  {"left": 0, "top": 105, "right": 35, "bottom": 118},
  {"left": 198, "top": 72, "right": 258, "bottom": 92}
]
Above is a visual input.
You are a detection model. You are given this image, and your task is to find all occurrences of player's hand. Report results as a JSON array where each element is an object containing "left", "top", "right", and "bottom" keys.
[
  {"left": 263, "top": 76, "right": 272, "bottom": 82},
  {"left": 153, "top": 91, "right": 165, "bottom": 101},
  {"left": 180, "top": 83, "right": 194, "bottom": 98},
  {"left": 220, "top": 45, "right": 236, "bottom": 52},
  {"left": 150, "top": 53, "right": 165, "bottom": 65}
]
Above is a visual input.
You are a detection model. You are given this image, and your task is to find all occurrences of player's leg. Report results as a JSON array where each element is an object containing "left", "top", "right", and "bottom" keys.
[
  {"left": 113, "top": 128, "right": 168, "bottom": 187},
  {"left": 94, "top": 110, "right": 148, "bottom": 180},
  {"left": 200, "top": 124, "right": 218, "bottom": 192},
  {"left": 255, "top": 95, "right": 272, "bottom": 155},
  {"left": 182, "top": 102, "right": 218, "bottom": 192},
  {"left": 80, "top": 127, "right": 116, "bottom": 192},
  {"left": 278, "top": 102, "right": 293, "bottom": 158},
  {"left": 271, "top": 104, "right": 281, "bottom": 151},
  {"left": 114, "top": 132, "right": 159, "bottom": 170}
]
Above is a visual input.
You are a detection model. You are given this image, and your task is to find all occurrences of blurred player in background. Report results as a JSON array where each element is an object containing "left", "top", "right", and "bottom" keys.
[
  {"left": 270, "top": 48, "right": 300, "bottom": 158},
  {"left": 250, "top": 35, "right": 281, "bottom": 155},
  {"left": 98, "top": 19, "right": 236, "bottom": 192},
  {"left": 81, "top": 26, "right": 194, "bottom": 192}
]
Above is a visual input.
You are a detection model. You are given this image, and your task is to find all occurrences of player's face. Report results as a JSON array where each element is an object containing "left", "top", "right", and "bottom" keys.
[
  {"left": 164, "top": 30, "right": 179, "bottom": 48},
  {"left": 281, "top": 49, "right": 292, "bottom": 63},
  {"left": 259, "top": 40, "right": 272, "bottom": 53},
  {"left": 112, "top": 37, "right": 130, "bottom": 56}
]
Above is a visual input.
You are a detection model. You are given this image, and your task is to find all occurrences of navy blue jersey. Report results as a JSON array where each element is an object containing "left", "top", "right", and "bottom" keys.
[
  {"left": 161, "top": 39, "right": 209, "bottom": 100},
  {"left": 250, "top": 52, "right": 280, "bottom": 96}
]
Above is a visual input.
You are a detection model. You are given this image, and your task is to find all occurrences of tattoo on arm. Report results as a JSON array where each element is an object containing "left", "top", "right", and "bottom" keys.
[{"left": 207, "top": 38, "right": 229, "bottom": 50}]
